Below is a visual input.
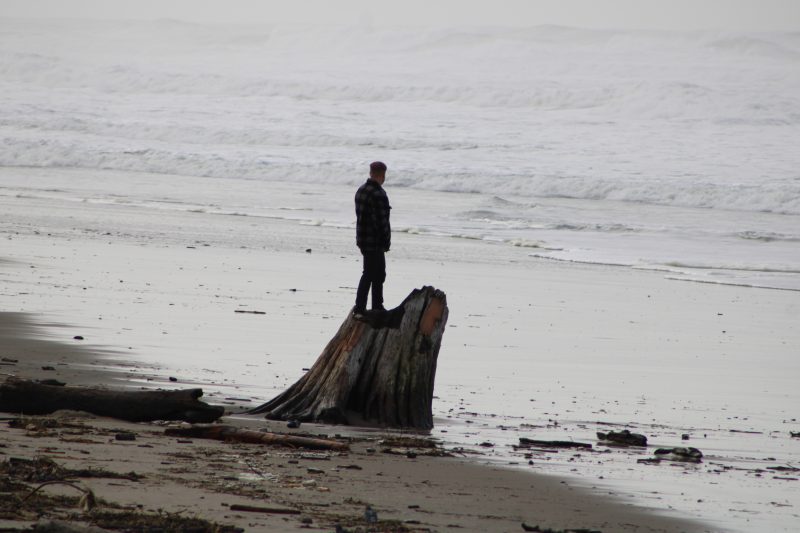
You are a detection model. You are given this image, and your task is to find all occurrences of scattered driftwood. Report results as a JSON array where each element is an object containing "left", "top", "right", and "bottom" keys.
[
  {"left": 164, "top": 424, "right": 349, "bottom": 451},
  {"left": 1, "top": 456, "right": 142, "bottom": 483},
  {"left": 522, "top": 524, "right": 602, "bottom": 533},
  {"left": 22, "top": 481, "right": 97, "bottom": 512},
  {"left": 767, "top": 466, "right": 800, "bottom": 472},
  {"left": 228, "top": 504, "right": 299, "bottom": 515},
  {"left": 0, "top": 377, "right": 223, "bottom": 423},
  {"left": 596, "top": 430, "right": 647, "bottom": 447},
  {"left": 248, "top": 286, "right": 448, "bottom": 430},
  {"left": 518, "top": 438, "right": 592, "bottom": 450}
]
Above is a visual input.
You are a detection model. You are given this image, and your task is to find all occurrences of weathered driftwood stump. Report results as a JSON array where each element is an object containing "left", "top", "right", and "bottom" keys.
[
  {"left": 248, "top": 286, "right": 448, "bottom": 429},
  {"left": 0, "top": 377, "right": 224, "bottom": 423}
]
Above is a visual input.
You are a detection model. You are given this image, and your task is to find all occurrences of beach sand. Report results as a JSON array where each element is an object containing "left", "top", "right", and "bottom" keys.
[
  {"left": 0, "top": 313, "right": 707, "bottom": 533},
  {"left": 1, "top": 174, "right": 797, "bottom": 531}
]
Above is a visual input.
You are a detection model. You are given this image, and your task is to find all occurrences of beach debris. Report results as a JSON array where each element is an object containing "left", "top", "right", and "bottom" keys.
[
  {"left": 299, "top": 451, "right": 333, "bottom": 460},
  {"left": 168, "top": 376, "right": 178, "bottom": 382},
  {"left": 245, "top": 286, "right": 447, "bottom": 430},
  {"left": 228, "top": 503, "right": 300, "bottom": 515},
  {"left": 637, "top": 458, "right": 663, "bottom": 465},
  {"left": 114, "top": 432, "right": 136, "bottom": 441},
  {"left": 38, "top": 379, "right": 66, "bottom": 387},
  {"left": 378, "top": 436, "right": 439, "bottom": 448},
  {"left": 364, "top": 504, "right": 378, "bottom": 523},
  {"left": 73, "top": 336, "right": 84, "bottom": 340},
  {"left": 653, "top": 447, "right": 703, "bottom": 463},
  {"left": 596, "top": 430, "right": 647, "bottom": 447},
  {"left": 164, "top": 424, "right": 350, "bottom": 451},
  {"left": 287, "top": 419, "right": 301, "bottom": 429},
  {"left": 21, "top": 480, "right": 97, "bottom": 512},
  {"left": 766, "top": 466, "right": 800, "bottom": 472},
  {"left": 8, "top": 416, "right": 82, "bottom": 431},
  {"left": 681, "top": 433, "right": 690, "bottom": 441},
  {"left": 234, "top": 309, "right": 266, "bottom": 315},
  {"left": 33, "top": 519, "right": 110, "bottom": 533},
  {"left": 521, "top": 525, "right": 602, "bottom": 533},
  {"left": 378, "top": 435, "right": 451, "bottom": 458},
  {"left": 305, "top": 248, "right": 312, "bottom": 253},
  {"left": 1, "top": 456, "right": 142, "bottom": 483},
  {"left": 790, "top": 431, "right": 800, "bottom": 438},
  {"left": 518, "top": 438, "right": 592, "bottom": 450},
  {"left": 480, "top": 441, "right": 495, "bottom": 447},
  {"left": 0, "top": 377, "right": 223, "bottom": 423},
  {"left": 90, "top": 510, "right": 243, "bottom": 532},
  {"left": 41, "top": 366, "right": 56, "bottom": 371},
  {"left": 380, "top": 446, "right": 451, "bottom": 457}
]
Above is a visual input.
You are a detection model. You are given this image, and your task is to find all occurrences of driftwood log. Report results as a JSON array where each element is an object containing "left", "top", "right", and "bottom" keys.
[
  {"left": 248, "top": 286, "right": 448, "bottom": 430},
  {"left": 0, "top": 377, "right": 223, "bottom": 423},
  {"left": 164, "top": 424, "right": 349, "bottom": 451}
]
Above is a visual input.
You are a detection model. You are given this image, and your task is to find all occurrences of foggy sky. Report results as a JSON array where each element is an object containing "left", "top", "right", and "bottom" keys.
[{"left": 1, "top": 0, "right": 799, "bottom": 31}]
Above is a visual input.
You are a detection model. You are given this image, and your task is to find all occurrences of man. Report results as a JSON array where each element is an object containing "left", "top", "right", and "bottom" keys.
[{"left": 354, "top": 161, "right": 391, "bottom": 315}]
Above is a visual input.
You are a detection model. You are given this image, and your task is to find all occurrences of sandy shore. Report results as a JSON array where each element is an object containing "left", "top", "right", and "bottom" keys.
[
  {"left": 2, "top": 171, "right": 797, "bottom": 531},
  {"left": 0, "top": 312, "right": 707, "bottom": 533}
]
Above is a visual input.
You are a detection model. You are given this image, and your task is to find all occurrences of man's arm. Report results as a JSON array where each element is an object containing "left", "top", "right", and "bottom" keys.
[{"left": 374, "top": 190, "right": 391, "bottom": 251}]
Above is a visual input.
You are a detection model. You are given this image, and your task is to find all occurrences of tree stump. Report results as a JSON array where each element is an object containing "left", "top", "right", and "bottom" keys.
[
  {"left": 0, "top": 377, "right": 224, "bottom": 423},
  {"left": 248, "top": 286, "right": 448, "bottom": 430}
]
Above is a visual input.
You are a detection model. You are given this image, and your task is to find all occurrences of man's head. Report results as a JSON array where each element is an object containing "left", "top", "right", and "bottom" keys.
[{"left": 369, "top": 161, "right": 387, "bottom": 185}]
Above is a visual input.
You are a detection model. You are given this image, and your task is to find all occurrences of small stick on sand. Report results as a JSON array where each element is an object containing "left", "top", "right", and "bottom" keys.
[{"left": 228, "top": 504, "right": 300, "bottom": 515}]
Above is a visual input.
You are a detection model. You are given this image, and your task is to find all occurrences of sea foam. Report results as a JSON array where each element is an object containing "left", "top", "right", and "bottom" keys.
[{"left": 1, "top": 19, "right": 798, "bottom": 214}]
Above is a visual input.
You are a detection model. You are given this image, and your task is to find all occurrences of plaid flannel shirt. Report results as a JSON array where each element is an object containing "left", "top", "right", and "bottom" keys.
[{"left": 355, "top": 179, "right": 391, "bottom": 252}]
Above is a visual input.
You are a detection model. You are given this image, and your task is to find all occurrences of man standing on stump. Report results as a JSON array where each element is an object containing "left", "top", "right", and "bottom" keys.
[{"left": 354, "top": 161, "right": 391, "bottom": 315}]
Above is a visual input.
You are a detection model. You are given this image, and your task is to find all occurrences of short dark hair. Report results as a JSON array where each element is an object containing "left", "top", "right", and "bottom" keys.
[{"left": 370, "top": 161, "right": 387, "bottom": 174}]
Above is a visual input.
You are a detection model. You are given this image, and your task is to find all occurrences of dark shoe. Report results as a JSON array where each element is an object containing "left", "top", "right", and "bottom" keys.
[{"left": 371, "top": 305, "right": 386, "bottom": 312}]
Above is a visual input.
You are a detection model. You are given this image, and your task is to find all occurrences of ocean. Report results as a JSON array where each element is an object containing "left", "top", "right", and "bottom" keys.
[{"left": 1, "top": 18, "right": 799, "bottom": 290}]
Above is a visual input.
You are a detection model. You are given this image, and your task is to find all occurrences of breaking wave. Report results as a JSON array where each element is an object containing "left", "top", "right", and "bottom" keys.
[{"left": 1, "top": 19, "right": 799, "bottom": 216}]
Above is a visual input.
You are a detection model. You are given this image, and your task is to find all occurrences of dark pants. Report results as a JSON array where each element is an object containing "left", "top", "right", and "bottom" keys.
[{"left": 355, "top": 250, "right": 385, "bottom": 311}]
